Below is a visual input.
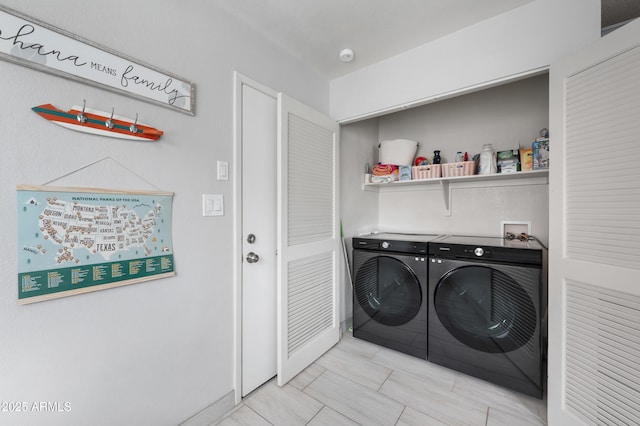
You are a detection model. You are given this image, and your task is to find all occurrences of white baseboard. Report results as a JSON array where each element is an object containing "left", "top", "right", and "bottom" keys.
[{"left": 180, "top": 390, "right": 236, "bottom": 426}]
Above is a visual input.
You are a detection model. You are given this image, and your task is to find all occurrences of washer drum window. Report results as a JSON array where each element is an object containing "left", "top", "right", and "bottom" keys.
[
  {"left": 355, "top": 256, "right": 422, "bottom": 327},
  {"left": 434, "top": 265, "right": 537, "bottom": 353}
]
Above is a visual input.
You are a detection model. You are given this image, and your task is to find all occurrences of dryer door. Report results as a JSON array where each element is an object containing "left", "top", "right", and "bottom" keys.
[
  {"left": 433, "top": 263, "right": 539, "bottom": 353},
  {"left": 354, "top": 254, "right": 422, "bottom": 326}
]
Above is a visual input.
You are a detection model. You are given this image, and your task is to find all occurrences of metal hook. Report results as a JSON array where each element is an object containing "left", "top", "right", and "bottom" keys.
[
  {"left": 105, "top": 107, "right": 115, "bottom": 129},
  {"left": 76, "top": 100, "right": 87, "bottom": 123},
  {"left": 129, "top": 113, "right": 138, "bottom": 134}
]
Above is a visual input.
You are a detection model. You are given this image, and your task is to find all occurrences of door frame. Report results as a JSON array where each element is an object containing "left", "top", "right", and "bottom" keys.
[
  {"left": 232, "top": 71, "right": 278, "bottom": 404},
  {"left": 548, "top": 20, "right": 640, "bottom": 424}
]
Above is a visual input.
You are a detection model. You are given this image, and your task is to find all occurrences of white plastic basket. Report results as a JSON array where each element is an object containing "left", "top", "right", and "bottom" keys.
[{"left": 378, "top": 139, "right": 418, "bottom": 166}]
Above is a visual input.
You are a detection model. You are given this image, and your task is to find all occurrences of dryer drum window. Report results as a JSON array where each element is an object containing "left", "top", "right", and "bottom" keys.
[
  {"left": 434, "top": 265, "right": 537, "bottom": 353},
  {"left": 354, "top": 256, "right": 422, "bottom": 327}
]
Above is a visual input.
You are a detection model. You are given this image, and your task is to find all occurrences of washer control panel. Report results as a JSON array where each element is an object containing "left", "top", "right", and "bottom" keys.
[{"left": 352, "top": 235, "right": 431, "bottom": 255}]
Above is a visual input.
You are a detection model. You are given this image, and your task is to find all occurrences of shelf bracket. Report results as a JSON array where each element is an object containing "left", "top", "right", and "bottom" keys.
[{"left": 439, "top": 180, "right": 451, "bottom": 216}]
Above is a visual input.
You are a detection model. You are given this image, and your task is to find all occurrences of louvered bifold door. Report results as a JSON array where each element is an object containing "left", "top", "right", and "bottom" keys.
[
  {"left": 276, "top": 93, "right": 340, "bottom": 386},
  {"left": 548, "top": 19, "right": 640, "bottom": 426}
]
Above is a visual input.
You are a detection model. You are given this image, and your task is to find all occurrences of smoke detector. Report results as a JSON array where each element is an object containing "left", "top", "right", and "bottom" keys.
[{"left": 339, "top": 48, "right": 355, "bottom": 62}]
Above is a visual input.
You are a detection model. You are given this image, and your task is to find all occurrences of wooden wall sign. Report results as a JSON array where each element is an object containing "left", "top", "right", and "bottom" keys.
[
  {"left": 0, "top": 6, "right": 195, "bottom": 115},
  {"left": 17, "top": 185, "right": 175, "bottom": 304}
]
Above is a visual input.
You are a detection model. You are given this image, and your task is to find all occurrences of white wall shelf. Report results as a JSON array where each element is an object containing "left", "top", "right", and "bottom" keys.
[{"left": 362, "top": 169, "right": 549, "bottom": 216}]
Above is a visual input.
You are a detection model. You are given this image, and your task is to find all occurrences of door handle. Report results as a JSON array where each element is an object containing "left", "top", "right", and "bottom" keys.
[{"left": 246, "top": 252, "right": 260, "bottom": 263}]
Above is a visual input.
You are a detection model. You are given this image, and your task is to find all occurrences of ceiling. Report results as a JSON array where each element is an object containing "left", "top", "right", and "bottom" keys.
[{"left": 213, "top": 0, "right": 640, "bottom": 79}]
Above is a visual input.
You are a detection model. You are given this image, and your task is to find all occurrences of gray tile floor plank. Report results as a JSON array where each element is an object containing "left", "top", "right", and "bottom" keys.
[
  {"left": 243, "top": 381, "right": 323, "bottom": 426},
  {"left": 334, "top": 332, "right": 382, "bottom": 359},
  {"left": 215, "top": 404, "right": 272, "bottom": 426},
  {"left": 486, "top": 406, "right": 547, "bottom": 426},
  {"left": 451, "top": 373, "right": 547, "bottom": 422},
  {"left": 218, "top": 333, "right": 548, "bottom": 426},
  {"left": 315, "top": 345, "right": 392, "bottom": 391},
  {"left": 379, "top": 370, "right": 488, "bottom": 426},
  {"left": 396, "top": 406, "right": 449, "bottom": 426},
  {"left": 306, "top": 406, "right": 360, "bottom": 426},
  {"left": 369, "top": 345, "right": 458, "bottom": 391},
  {"left": 288, "top": 363, "right": 326, "bottom": 391},
  {"left": 304, "top": 370, "right": 404, "bottom": 425}
]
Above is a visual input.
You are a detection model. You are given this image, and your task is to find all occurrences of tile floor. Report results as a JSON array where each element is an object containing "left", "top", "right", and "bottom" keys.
[{"left": 216, "top": 333, "right": 547, "bottom": 426}]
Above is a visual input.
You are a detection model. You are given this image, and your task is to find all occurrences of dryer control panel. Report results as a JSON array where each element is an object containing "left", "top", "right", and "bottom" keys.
[{"left": 429, "top": 235, "right": 544, "bottom": 266}]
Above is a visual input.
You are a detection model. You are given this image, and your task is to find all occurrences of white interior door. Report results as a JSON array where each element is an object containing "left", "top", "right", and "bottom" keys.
[
  {"left": 548, "top": 20, "right": 640, "bottom": 425},
  {"left": 241, "top": 82, "right": 278, "bottom": 396},
  {"left": 276, "top": 93, "right": 340, "bottom": 385}
]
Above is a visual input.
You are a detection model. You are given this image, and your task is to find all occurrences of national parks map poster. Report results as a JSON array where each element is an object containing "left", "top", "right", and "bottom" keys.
[{"left": 17, "top": 185, "right": 175, "bottom": 304}]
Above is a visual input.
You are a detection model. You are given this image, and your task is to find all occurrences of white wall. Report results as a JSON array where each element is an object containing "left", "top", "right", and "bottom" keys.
[
  {"left": 330, "top": 0, "right": 600, "bottom": 122},
  {"left": 341, "top": 74, "right": 550, "bottom": 245},
  {"left": 339, "top": 119, "right": 380, "bottom": 326},
  {"left": 377, "top": 74, "right": 549, "bottom": 164},
  {"left": 0, "top": 1, "right": 328, "bottom": 425},
  {"left": 340, "top": 120, "right": 381, "bottom": 237},
  {"left": 376, "top": 183, "right": 549, "bottom": 243}
]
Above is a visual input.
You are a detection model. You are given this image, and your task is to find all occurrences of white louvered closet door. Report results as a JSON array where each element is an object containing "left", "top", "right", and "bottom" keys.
[
  {"left": 276, "top": 93, "right": 340, "bottom": 386},
  {"left": 548, "top": 19, "right": 640, "bottom": 425}
]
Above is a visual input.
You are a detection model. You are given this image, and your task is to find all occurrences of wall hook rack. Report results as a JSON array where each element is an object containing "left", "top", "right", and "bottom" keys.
[
  {"left": 105, "top": 107, "right": 115, "bottom": 129},
  {"left": 130, "top": 114, "right": 139, "bottom": 134},
  {"left": 77, "top": 100, "right": 88, "bottom": 123},
  {"left": 32, "top": 102, "right": 163, "bottom": 142}
]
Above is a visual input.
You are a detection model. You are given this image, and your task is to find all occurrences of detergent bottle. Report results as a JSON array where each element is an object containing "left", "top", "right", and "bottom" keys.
[{"left": 478, "top": 144, "right": 497, "bottom": 174}]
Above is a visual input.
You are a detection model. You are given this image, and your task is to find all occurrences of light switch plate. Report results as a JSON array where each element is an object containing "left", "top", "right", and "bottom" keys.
[
  {"left": 203, "top": 194, "right": 224, "bottom": 216},
  {"left": 217, "top": 161, "right": 229, "bottom": 181}
]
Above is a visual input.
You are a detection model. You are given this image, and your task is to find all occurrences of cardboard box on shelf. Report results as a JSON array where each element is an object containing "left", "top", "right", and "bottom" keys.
[
  {"left": 497, "top": 149, "right": 520, "bottom": 174},
  {"left": 520, "top": 148, "right": 533, "bottom": 171},
  {"left": 533, "top": 138, "right": 549, "bottom": 170},
  {"left": 398, "top": 165, "right": 412, "bottom": 181}
]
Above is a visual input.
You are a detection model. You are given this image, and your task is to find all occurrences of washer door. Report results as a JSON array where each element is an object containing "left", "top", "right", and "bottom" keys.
[
  {"left": 355, "top": 255, "right": 422, "bottom": 326},
  {"left": 434, "top": 265, "right": 536, "bottom": 353}
]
